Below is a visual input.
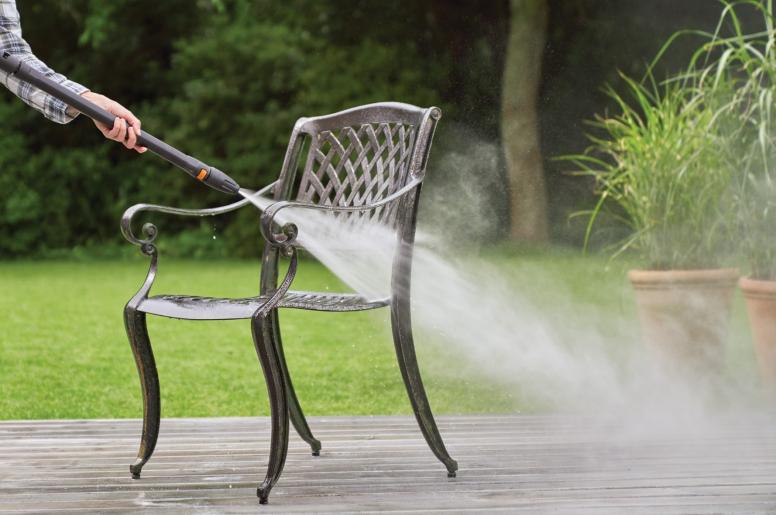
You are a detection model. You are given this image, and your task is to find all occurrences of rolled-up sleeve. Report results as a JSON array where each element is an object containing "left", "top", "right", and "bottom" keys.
[{"left": 0, "top": 0, "right": 87, "bottom": 124}]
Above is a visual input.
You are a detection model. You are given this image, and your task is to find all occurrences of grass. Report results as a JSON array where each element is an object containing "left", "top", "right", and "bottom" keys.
[{"left": 0, "top": 248, "right": 758, "bottom": 420}]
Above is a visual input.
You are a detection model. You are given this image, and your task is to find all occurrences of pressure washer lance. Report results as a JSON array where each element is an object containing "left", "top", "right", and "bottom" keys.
[{"left": 0, "top": 52, "right": 240, "bottom": 195}]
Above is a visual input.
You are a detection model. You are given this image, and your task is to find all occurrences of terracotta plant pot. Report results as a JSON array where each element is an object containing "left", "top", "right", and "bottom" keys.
[
  {"left": 739, "top": 277, "right": 776, "bottom": 388},
  {"left": 628, "top": 269, "right": 739, "bottom": 375}
]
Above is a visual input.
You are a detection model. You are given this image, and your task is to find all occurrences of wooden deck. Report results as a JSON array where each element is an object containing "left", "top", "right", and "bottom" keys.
[{"left": 1, "top": 414, "right": 775, "bottom": 513}]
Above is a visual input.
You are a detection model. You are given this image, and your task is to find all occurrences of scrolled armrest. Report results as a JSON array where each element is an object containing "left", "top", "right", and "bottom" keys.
[
  {"left": 121, "top": 181, "right": 277, "bottom": 254},
  {"left": 259, "top": 177, "right": 423, "bottom": 248}
]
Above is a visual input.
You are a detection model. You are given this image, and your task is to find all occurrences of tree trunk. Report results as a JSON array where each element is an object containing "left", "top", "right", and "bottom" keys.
[{"left": 501, "top": 0, "right": 549, "bottom": 242}]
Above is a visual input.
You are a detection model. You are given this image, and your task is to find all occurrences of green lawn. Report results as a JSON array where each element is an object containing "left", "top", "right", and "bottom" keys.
[{"left": 0, "top": 249, "right": 758, "bottom": 419}]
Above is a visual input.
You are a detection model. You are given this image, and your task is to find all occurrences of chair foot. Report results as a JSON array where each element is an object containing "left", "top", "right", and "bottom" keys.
[
  {"left": 445, "top": 457, "right": 458, "bottom": 478},
  {"left": 130, "top": 459, "right": 144, "bottom": 479},
  {"left": 257, "top": 488, "right": 269, "bottom": 504},
  {"left": 312, "top": 450, "right": 320, "bottom": 457}
]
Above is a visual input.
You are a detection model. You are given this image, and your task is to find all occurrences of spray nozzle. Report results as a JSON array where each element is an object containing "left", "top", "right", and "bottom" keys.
[{"left": 198, "top": 166, "right": 240, "bottom": 195}]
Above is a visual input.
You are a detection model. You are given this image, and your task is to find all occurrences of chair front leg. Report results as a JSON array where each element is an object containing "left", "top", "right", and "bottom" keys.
[
  {"left": 251, "top": 311, "right": 290, "bottom": 505},
  {"left": 124, "top": 306, "right": 161, "bottom": 479}
]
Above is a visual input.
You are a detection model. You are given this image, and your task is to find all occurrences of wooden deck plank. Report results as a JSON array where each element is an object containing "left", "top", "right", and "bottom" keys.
[{"left": 1, "top": 414, "right": 775, "bottom": 513}]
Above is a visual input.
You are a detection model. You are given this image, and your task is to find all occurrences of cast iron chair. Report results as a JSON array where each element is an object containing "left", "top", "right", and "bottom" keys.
[{"left": 120, "top": 102, "right": 457, "bottom": 503}]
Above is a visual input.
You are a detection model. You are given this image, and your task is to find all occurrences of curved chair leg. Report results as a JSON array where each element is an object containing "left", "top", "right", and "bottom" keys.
[
  {"left": 268, "top": 309, "right": 322, "bottom": 455},
  {"left": 124, "top": 306, "right": 161, "bottom": 479},
  {"left": 252, "top": 313, "right": 290, "bottom": 505},
  {"left": 390, "top": 300, "right": 458, "bottom": 477}
]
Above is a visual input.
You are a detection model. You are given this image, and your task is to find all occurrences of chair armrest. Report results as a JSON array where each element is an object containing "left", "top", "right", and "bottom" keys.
[
  {"left": 121, "top": 181, "right": 277, "bottom": 253},
  {"left": 260, "top": 177, "right": 423, "bottom": 247}
]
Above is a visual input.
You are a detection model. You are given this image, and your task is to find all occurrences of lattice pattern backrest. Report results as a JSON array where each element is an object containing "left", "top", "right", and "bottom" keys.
[
  {"left": 260, "top": 103, "right": 438, "bottom": 296},
  {"left": 296, "top": 121, "right": 418, "bottom": 225}
]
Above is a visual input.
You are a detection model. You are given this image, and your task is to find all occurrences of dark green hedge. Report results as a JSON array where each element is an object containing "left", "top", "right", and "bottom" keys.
[{"left": 0, "top": 0, "right": 733, "bottom": 257}]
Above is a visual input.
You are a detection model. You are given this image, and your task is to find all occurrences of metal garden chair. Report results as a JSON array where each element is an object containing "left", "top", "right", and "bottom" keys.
[{"left": 120, "top": 102, "right": 457, "bottom": 503}]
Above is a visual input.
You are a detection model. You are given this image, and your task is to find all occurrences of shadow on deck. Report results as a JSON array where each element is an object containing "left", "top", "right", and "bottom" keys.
[{"left": 1, "top": 414, "right": 775, "bottom": 513}]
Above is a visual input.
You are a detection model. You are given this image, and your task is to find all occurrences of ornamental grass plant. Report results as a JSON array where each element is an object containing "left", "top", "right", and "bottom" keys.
[
  {"left": 690, "top": 0, "right": 776, "bottom": 279},
  {"left": 569, "top": 70, "right": 736, "bottom": 270},
  {"left": 691, "top": 0, "right": 776, "bottom": 386}
]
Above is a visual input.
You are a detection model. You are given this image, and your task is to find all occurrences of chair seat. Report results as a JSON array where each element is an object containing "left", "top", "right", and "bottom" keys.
[{"left": 138, "top": 291, "right": 390, "bottom": 320}]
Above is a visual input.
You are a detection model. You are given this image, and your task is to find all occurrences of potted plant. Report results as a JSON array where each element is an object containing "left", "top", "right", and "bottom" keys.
[
  {"left": 701, "top": 0, "right": 776, "bottom": 387},
  {"left": 569, "top": 68, "right": 739, "bottom": 377}
]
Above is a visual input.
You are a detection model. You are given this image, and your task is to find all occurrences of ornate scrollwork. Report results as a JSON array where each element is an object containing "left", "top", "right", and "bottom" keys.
[
  {"left": 279, "top": 223, "right": 298, "bottom": 250},
  {"left": 120, "top": 204, "right": 161, "bottom": 256},
  {"left": 260, "top": 201, "right": 300, "bottom": 249},
  {"left": 139, "top": 223, "right": 158, "bottom": 256}
]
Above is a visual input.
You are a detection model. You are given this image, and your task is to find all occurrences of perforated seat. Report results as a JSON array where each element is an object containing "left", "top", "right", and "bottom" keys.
[{"left": 138, "top": 291, "right": 390, "bottom": 320}]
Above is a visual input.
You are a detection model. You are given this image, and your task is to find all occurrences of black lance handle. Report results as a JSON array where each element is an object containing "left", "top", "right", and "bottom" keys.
[{"left": 0, "top": 52, "right": 240, "bottom": 194}]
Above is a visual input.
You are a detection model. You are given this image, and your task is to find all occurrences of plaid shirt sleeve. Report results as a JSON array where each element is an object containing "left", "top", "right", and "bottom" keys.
[{"left": 0, "top": 0, "right": 88, "bottom": 124}]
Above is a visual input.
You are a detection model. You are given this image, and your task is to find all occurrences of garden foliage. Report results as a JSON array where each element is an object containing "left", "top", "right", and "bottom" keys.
[{"left": 0, "top": 0, "right": 453, "bottom": 257}]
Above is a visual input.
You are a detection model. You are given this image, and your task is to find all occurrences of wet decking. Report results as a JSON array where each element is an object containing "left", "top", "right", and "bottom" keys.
[{"left": 1, "top": 414, "right": 775, "bottom": 514}]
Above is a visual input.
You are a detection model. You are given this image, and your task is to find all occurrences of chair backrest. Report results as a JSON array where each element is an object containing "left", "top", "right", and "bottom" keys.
[
  {"left": 276, "top": 102, "right": 439, "bottom": 216},
  {"left": 261, "top": 102, "right": 441, "bottom": 295}
]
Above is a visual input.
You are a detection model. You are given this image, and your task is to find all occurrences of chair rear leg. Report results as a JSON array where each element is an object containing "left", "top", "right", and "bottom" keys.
[
  {"left": 391, "top": 302, "right": 458, "bottom": 477},
  {"left": 252, "top": 313, "right": 290, "bottom": 504},
  {"left": 124, "top": 306, "right": 161, "bottom": 479},
  {"left": 268, "top": 310, "right": 322, "bottom": 455}
]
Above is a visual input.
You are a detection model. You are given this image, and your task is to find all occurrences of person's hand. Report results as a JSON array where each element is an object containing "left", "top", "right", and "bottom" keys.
[{"left": 79, "top": 91, "right": 147, "bottom": 153}]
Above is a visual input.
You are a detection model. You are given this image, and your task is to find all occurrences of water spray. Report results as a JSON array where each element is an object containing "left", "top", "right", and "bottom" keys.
[{"left": 0, "top": 52, "right": 240, "bottom": 195}]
